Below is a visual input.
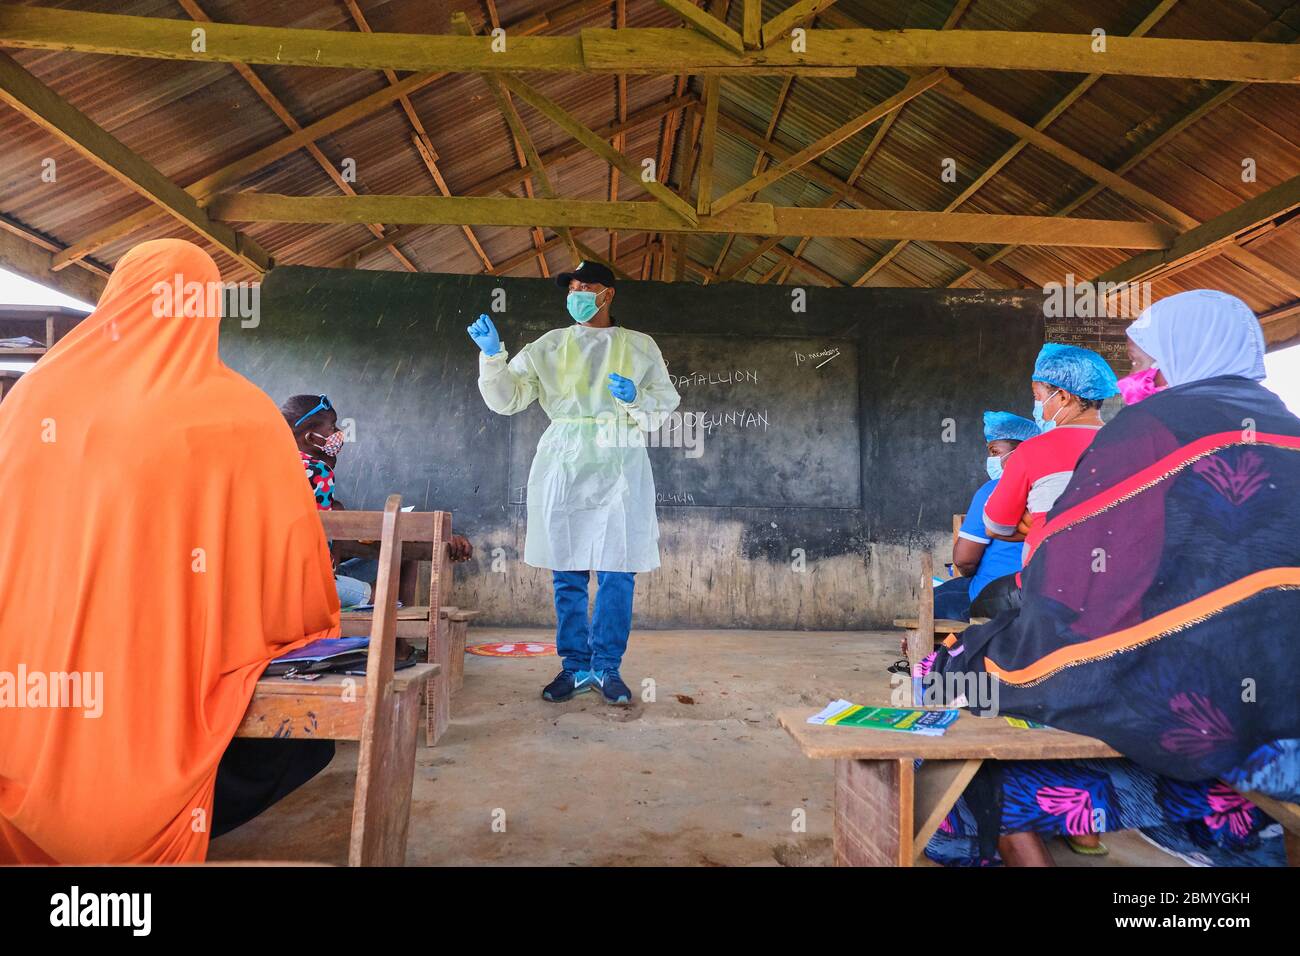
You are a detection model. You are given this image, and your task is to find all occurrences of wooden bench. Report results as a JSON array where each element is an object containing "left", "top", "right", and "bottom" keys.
[
  {"left": 896, "top": 520, "right": 990, "bottom": 638},
  {"left": 893, "top": 617, "right": 986, "bottom": 634},
  {"left": 330, "top": 510, "right": 455, "bottom": 746},
  {"left": 237, "top": 494, "right": 435, "bottom": 865},
  {"left": 778, "top": 707, "right": 1300, "bottom": 867},
  {"left": 441, "top": 607, "right": 481, "bottom": 694}
]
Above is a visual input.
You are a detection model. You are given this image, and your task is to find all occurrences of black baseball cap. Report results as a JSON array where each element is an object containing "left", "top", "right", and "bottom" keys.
[{"left": 555, "top": 260, "right": 616, "bottom": 289}]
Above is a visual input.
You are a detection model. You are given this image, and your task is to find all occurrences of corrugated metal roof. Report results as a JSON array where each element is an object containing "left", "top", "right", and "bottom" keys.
[{"left": 0, "top": 0, "right": 1296, "bottom": 334}]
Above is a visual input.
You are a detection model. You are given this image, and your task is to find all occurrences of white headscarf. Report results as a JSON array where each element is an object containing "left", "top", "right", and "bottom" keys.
[{"left": 1126, "top": 289, "right": 1266, "bottom": 387}]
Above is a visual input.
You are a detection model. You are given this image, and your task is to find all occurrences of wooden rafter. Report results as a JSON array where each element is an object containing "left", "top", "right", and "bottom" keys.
[
  {"left": 709, "top": 69, "right": 946, "bottom": 216},
  {"left": 3, "top": 6, "right": 1297, "bottom": 81},
  {"left": 453, "top": 11, "right": 579, "bottom": 272},
  {"left": 209, "top": 192, "right": 1178, "bottom": 249},
  {"left": 496, "top": 74, "right": 699, "bottom": 226},
  {"left": 332, "top": 96, "right": 694, "bottom": 270},
  {"left": 845, "top": 0, "right": 1180, "bottom": 286},
  {"left": 936, "top": 77, "right": 1195, "bottom": 228},
  {"left": 644, "top": 73, "right": 690, "bottom": 278},
  {"left": 0, "top": 50, "right": 271, "bottom": 274},
  {"left": 695, "top": 76, "right": 721, "bottom": 215},
  {"left": 48, "top": 0, "right": 605, "bottom": 272},
  {"left": 742, "top": 0, "right": 762, "bottom": 50},
  {"left": 761, "top": 0, "right": 840, "bottom": 48},
  {"left": 460, "top": 8, "right": 552, "bottom": 277},
  {"left": 177, "top": 0, "right": 417, "bottom": 273},
  {"left": 343, "top": 0, "right": 492, "bottom": 271},
  {"left": 1095, "top": 175, "right": 1300, "bottom": 285},
  {"left": 709, "top": 107, "right": 1033, "bottom": 288},
  {"left": 944, "top": 24, "right": 1299, "bottom": 288},
  {"left": 655, "top": 0, "right": 743, "bottom": 54},
  {"left": 609, "top": 0, "right": 627, "bottom": 262},
  {"left": 0, "top": 220, "right": 106, "bottom": 304}
]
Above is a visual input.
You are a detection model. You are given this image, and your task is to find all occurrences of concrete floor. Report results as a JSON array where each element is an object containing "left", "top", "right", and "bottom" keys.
[{"left": 208, "top": 628, "right": 1184, "bottom": 867}]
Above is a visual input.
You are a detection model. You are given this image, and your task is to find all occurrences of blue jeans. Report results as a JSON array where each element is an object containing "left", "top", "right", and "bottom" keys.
[
  {"left": 335, "top": 557, "right": 379, "bottom": 608},
  {"left": 932, "top": 575, "right": 972, "bottom": 621},
  {"left": 552, "top": 570, "right": 635, "bottom": 675}
]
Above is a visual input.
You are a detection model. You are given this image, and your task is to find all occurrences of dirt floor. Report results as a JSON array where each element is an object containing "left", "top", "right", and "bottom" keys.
[{"left": 208, "top": 628, "right": 1185, "bottom": 867}]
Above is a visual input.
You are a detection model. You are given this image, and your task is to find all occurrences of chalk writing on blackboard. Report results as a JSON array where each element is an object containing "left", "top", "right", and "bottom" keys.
[
  {"left": 694, "top": 408, "right": 771, "bottom": 434},
  {"left": 656, "top": 491, "right": 696, "bottom": 505},
  {"left": 669, "top": 369, "right": 759, "bottom": 388},
  {"left": 795, "top": 347, "right": 842, "bottom": 368}
]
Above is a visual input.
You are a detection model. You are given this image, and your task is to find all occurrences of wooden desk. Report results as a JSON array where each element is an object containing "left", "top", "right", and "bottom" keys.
[
  {"left": 236, "top": 495, "right": 430, "bottom": 866},
  {"left": 779, "top": 708, "right": 1300, "bottom": 867},
  {"left": 779, "top": 707, "right": 1121, "bottom": 866}
]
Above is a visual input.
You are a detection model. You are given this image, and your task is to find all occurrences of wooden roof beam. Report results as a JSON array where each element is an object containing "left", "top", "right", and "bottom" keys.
[
  {"left": 655, "top": 0, "right": 743, "bottom": 54},
  {"left": 944, "top": 23, "right": 1299, "bottom": 288},
  {"left": 344, "top": 0, "right": 490, "bottom": 271},
  {"left": 46, "top": 1, "right": 596, "bottom": 272},
  {"left": 709, "top": 69, "right": 946, "bottom": 216},
  {"left": 0, "top": 50, "right": 271, "bottom": 274},
  {"left": 0, "top": 219, "right": 106, "bottom": 305},
  {"left": 2, "top": 6, "right": 1296, "bottom": 81},
  {"left": 843, "top": 0, "right": 1179, "bottom": 287},
  {"left": 1095, "top": 175, "right": 1300, "bottom": 285},
  {"left": 61, "top": 90, "right": 692, "bottom": 276},
  {"left": 695, "top": 76, "right": 720, "bottom": 215},
  {"left": 452, "top": 12, "right": 579, "bottom": 269},
  {"left": 710, "top": 107, "right": 1032, "bottom": 287},
  {"left": 761, "top": 0, "right": 839, "bottom": 49},
  {"left": 495, "top": 74, "right": 699, "bottom": 226},
  {"left": 178, "top": 0, "right": 417, "bottom": 273},
  {"left": 208, "top": 193, "right": 1178, "bottom": 248}
]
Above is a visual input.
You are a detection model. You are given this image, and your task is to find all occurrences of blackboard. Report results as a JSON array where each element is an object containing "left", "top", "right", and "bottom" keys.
[
  {"left": 220, "top": 265, "right": 1045, "bottom": 547},
  {"left": 506, "top": 333, "right": 860, "bottom": 509}
]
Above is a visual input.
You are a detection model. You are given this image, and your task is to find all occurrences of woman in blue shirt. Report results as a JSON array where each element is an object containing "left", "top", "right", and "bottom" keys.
[{"left": 933, "top": 411, "right": 1040, "bottom": 621}]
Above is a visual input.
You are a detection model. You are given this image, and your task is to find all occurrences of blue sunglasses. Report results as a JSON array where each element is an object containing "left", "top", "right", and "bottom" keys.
[{"left": 292, "top": 395, "right": 333, "bottom": 429}]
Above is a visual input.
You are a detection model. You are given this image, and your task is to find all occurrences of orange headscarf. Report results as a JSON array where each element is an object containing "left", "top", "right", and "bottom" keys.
[{"left": 0, "top": 239, "right": 339, "bottom": 863}]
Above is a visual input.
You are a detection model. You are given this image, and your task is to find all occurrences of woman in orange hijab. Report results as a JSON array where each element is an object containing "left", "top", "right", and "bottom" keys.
[{"left": 0, "top": 239, "right": 340, "bottom": 863}]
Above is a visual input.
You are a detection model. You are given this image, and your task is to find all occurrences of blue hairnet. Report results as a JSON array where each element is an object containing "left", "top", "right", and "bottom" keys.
[
  {"left": 1031, "top": 343, "right": 1120, "bottom": 400},
  {"left": 983, "top": 411, "right": 1040, "bottom": 443}
]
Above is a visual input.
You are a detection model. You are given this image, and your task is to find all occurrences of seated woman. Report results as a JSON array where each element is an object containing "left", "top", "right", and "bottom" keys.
[
  {"left": 280, "top": 393, "right": 473, "bottom": 609},
  {"left": 933, "top": 411, "right": 1039, "bottom": 621},
  {"left": 0, "top": 240, "right": 340, "bottom": 862},
  {"left": 923, "top": 289, "right": 1300, "bottom": 866},
  {"left": 973, "top": 343, "right": 1119, "bottom": 617}
]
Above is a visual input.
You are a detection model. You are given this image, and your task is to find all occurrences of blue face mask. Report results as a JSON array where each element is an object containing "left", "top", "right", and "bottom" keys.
[
  {"left": 566, "top": 289, "right": 604, "bottom": 324},
  {"left": 1033, "top": 390, "right": 1062, "bottom": 433},
  {"left": 985, "top": 454, "right": 1005, "bottom": 481}
]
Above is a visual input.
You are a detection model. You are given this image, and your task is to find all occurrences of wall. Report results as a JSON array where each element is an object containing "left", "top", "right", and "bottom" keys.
[{"left": 219, "top": 266, "right": 1045, "bottom": 628}]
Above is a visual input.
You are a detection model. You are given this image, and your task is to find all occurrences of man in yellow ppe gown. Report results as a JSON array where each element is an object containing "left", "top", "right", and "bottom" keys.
[{"left": 468, "top": 262, "right": 680, "bottom": 705}]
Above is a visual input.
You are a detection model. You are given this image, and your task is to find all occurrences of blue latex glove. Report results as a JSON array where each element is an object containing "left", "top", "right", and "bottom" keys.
[
  {"left": 467, "top": 313, "right": 501, "bottom": 356},
  {"left": 608, "top": 373, "right": 636, "bottom": 403}
]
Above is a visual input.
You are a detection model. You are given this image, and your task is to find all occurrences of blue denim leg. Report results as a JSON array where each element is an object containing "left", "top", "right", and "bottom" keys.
[
  {"left": 552, "top": 570, "right": 593, "bottom": 673},
  {"left": 590, "top": 571, "right": 635, "bottom": 674},
  {"left": 932, "top": 575, "right": 973, "bottom": 622},
  {"left": 334, "top": 574, "right": 372, "bottom": 609},
  {"left": 337, "top": 557, "right": 380, "bottom": 586}
]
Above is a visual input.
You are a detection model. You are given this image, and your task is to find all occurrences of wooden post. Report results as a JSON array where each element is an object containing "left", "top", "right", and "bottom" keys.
[
  {"left": 424, "top": 511, "right": 454, "bottom": 746},
  {"left": 907, "top": 552, "right": 935, "bottom": 666}
]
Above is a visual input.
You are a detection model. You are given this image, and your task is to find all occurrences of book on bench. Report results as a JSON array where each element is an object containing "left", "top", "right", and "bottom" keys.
[
  {"left": 264, "top": 637, "right": 371, "bottom": 676},
  {"left": 808, "top": 699, "right": 959, "bottom": 736},
  {"left": 263, "top": 637, "right": 421, "bottom": 678}
]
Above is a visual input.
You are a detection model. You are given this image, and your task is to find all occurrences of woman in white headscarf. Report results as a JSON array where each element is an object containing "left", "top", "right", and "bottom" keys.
[
  {"left": 1118, "top": 288, "right": 1267, "bottom": 400},
  {"left": 922, "top": 289, "right": 1300, "bottom": 867}
]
